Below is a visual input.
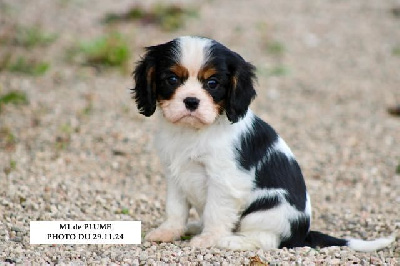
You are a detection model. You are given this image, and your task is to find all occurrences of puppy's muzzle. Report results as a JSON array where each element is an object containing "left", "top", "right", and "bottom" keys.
[{"left": 183, "top": 97, "right": 200, "bottom": 111}]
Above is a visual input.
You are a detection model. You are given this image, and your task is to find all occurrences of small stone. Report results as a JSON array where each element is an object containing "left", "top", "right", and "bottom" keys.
[
  {"left": 204, "top": 253, "right": 213, "bottom": 260},
  {"left": 330, "top": 258, "right": 341, "bottom": 265},
  {"left": 11, "top": 226, "right": 24, "bottom": 232},
  {"left": 139, "top": 252, "right": 148, "bottom": 261}
]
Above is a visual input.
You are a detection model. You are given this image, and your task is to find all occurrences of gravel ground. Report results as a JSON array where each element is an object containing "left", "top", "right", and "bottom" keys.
[{"left": 1, "top": 0, "right": 399, "bottom": 264}]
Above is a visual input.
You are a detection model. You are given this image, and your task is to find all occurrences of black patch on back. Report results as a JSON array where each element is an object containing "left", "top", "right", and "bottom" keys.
[
  {"left": 279, "top": 216, "right": 310, "bottom": 248},
  {"left": 237, "top": 116, "right": 278, "bottom": 170},
  {"left": 254, "top": 151, "right": 307, "bottom": 211},
  {"left": 237, "top": 116, "right": 307, "bottom": 211},
  {"left": 240, "top": 195, "right": 281, "bottom": 218}
]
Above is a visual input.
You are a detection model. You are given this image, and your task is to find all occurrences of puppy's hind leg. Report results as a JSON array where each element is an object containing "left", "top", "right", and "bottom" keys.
[
  {"left": 218, "top": 231, "right": 280, "bottom": 251},
  {"left": 218, "top": 201, "right": 297, "bottom": 250}
]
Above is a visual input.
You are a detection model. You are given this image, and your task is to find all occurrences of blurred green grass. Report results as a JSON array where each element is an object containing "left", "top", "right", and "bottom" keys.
[
  {"left": 0, "top": 24, "right": 53, "bottom": 76},
  {"left": 4, "top": 56, "right": 50, "bottom": 75},
  {"left": 69, "top": 32, "right": 131, "bottom": 71},
  {"left": 14, "top": 25, "right": 58, "bottom": 48},
  {"left": 0, "top": 90, "right": 29, "bottom": 112},
  {"left": 0, "top": 126, "right": 17, "bottom": 151},
  {"left": 103, "top": 4, "right": 198, "bottom": 32},
  {"left": 0, "top": 25, "right": 57, "bottom": 48},
  {"left": 392, "top": 46, "right": 400, "bottom": 56},
  {"left": 257, "top": 65, "right": 291, "bottom": 78}
]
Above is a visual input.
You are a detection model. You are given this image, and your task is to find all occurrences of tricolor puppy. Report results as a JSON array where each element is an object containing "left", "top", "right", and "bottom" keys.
[{"left": 132, "top": 36, "right": 394, "bottom": 251}]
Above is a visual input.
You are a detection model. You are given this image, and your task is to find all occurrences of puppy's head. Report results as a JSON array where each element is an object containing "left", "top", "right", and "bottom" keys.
[{"left": 132, "top": 36, "right": 256, "bottom": 128}]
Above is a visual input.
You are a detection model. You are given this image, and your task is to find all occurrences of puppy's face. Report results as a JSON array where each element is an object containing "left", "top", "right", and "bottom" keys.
[{"left": 133, "top": 36, "right": 256, "bottom": 128}]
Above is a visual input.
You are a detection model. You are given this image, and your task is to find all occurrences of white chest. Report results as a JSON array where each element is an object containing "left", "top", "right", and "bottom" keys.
[{"left": 154, "top": 114, "right": 255, "bottom": 214}]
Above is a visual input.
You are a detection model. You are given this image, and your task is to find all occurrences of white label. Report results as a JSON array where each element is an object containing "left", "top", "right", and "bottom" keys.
[{"left": 30, "top": 221, "right": 141, "bottom": 244}]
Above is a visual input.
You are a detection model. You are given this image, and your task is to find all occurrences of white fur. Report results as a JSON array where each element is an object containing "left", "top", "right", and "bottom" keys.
[
  {"left": 273, "top": 137, "right": 295, "bottom": 159},
  {"left": 347, "top": 236, "right": 396, "bottom": 252},
  {"left": 147, "top": 110, "right": 308, "bottom": 249},
  {"left": 241, "top": 189, "right": 312, "bottom": 241},
  {"left": 305, "top": 193, "right": 312, "bottom": 221},
  {"left": 147, "top": 111, "right": 255, "bottom": 246},
  {"left": 255, "top": 137, "right": 295, "bottom": 172},
  {"left": 248, "top": 188, "right": 288, "bottom": 205},
  {"left": 218, "top": 231, "right": 279, "bottom": 250},
  {"left": 178, "top": 36, "right": 212, "bottom": 76}
]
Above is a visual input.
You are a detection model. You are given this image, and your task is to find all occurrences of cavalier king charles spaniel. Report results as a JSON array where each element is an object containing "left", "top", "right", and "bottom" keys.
[{"left": 132, "top": 36, "right": 394, "bottom": 251}]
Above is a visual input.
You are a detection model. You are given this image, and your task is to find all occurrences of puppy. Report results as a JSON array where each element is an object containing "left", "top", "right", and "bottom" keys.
[{"left": 132, "top": 36, "right": 394, "bottom": 251}]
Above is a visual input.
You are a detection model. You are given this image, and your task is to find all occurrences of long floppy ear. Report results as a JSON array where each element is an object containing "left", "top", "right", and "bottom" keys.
[
  {"left": 225, "top": 52, "right": 257, "bottom": 123},
  {"left": 132, "top": 48, "right": 157, "bottom": 117}
]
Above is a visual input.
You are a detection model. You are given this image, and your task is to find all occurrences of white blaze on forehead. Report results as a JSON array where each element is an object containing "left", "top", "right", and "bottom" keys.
[{"left": 178, "top": 36, "right": 212, "bottom": 76}]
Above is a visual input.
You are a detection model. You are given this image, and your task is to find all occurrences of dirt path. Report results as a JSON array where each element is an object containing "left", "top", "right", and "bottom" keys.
[{"left": 0, "top": 0, "right": 399, "bottom": 264}]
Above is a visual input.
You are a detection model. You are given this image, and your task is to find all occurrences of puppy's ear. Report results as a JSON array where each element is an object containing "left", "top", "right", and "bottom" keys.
[
  {"left": 225, "top": 53, "right": 257, "bottom": 123},
  {"left": 132, "top": 48, "right": 157, "bottom": 117}
]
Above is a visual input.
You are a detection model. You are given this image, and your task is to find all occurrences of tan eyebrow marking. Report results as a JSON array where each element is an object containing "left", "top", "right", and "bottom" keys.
[
  {"left": 170, "top": 64, "right": 189, "bottom": 79},
  {"left": 198, "top": 66, "right": 217, "bottom": 80}
]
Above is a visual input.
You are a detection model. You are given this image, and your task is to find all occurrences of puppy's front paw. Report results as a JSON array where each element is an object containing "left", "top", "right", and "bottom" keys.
[
  {"left": 185, "top": 221, "right": 203, "bottom": 236},
  {"left": 190, "top": 233, "right": 219, "bottom": 248},
  {"left": 145, "top": 227, "right": 183, "bottom": 242}
]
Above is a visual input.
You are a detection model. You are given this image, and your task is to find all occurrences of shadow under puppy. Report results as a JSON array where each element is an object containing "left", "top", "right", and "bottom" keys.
[{"left": 132, "top": 36, "right": 395, "bottom": 251}]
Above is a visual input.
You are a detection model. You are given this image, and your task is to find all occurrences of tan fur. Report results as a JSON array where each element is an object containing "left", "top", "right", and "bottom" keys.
[
  {"left": 170, "top": 64, "right": 189, "bottom": 80},
  {"left": 147, "top": 66, "right": 156, "bottom": 93},
  {"left": 198, "top": 66, "right": 217, "bottom": 80},
  {"left": 232, "top": 76, "right": 238, "bottom": 91}
]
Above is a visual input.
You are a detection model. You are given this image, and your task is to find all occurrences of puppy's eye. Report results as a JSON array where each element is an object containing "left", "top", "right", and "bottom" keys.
[
  {"left": 166, "top": 76, "right": 179, "bottom": 86},
  {"left": 207, "top": 78, "right": 219, "bottom": 90}
]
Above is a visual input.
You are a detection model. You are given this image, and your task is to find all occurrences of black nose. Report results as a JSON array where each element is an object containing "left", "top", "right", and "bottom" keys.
[{"left": 183, "top": 97, "right": 200, "bottom": 111}]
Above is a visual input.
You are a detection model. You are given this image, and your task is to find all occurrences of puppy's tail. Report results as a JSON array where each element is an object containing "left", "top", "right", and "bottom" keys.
[{"left": 305, "top": 231, "right": 395, "bottom": 252}]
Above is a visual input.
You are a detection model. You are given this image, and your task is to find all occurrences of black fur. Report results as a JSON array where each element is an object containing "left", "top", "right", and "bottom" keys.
[
  {"left": 225, "top": 57, "right": 256, "bottom": 123},
  {"left": 209, "top": 42, "right": 257, "bottom": 123},
  {"left": 279, "top": 217, "right": 311, "bottom": 248},
  {"left": 304, "top": 231, "right": 348, "bottom": 249},
  {"left": 254, "top": 151, "right": 307, "bottom": 211},
  {"left": 132, "top": 52, "right": 156, "bottom": 116},
  {"left": 132, "top": 40, "right": 178, "bottom": 116},
  {"left": 237, "top": 116, "right": 307, "bottom": 211},
  {"left": 237, "top": 115, "right": 352, "bottom": 249},
  {"left": 237, "top": 116, "right": 278, "bottom": 169},
  {"left": 241, "top": 195, "right": 281, "bottom": 218}
]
